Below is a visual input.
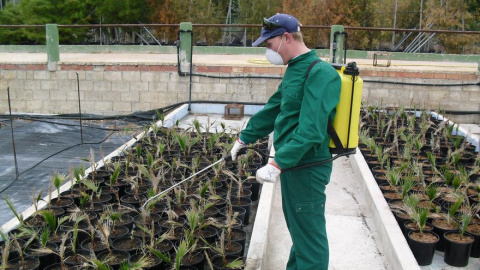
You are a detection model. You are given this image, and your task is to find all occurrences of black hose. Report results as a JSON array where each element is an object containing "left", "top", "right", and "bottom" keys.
[
  {"left": 189, "top": 72, "right": 479, "bottom": 87},
  {"left": 363, "top": 79, "right": 479, "bottom": 87}
]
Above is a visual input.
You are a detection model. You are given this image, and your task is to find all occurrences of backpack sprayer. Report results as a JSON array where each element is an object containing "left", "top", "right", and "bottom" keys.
[
  {"left": 281, "top": 61, "right": 363, "bottom": 172},
  {"left": 142, "top": 61, "right": 363, "bottom": 208}
]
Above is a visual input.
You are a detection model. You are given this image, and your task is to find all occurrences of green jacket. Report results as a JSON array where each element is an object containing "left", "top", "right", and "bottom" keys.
[{"left": 240, "top": 50, "right": 341, "bottom": 170}]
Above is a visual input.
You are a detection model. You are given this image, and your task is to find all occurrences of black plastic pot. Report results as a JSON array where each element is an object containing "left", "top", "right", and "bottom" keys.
[
  {"left": 444, "top": 231, "right": 474, "bottom": 267},
  {"left": 407, "top": 230, "right": 439, "bottom": 266},
  {"left": 44, "top": 262, "right": 82, "bottom": 270},
  {"left": 64, "top": 249, "right": 91, "bottom": 266},
  {"left": 130, "top": 252, "right": 163, "bottom": 270},
  {"left": 403, "top": 221, "right": 433, "bottom": 237},
  {"left": 24, "top": 242, "right": 59, "bottom": 270},
  {"left": 97, "top": 250, "right": 131, "bottom": 270},
  {"left": 111, "top": 236, "right": 142, "bottom": 256},
  {"left": 7, "top": 256, "right": 41, "bottom": 270},
  {"left": 432, "top": 218, "right": 457, "bottom": 252},
  {"left": 467, "top": 224, "right": 480, "bottom": 258},
  {"left": 246, "top": 178, "right": 260, "bottom": 201},
  {"left": 110, "top": 225, "right": 130, "bottom": 240},
  {"left": 470, "top": 233, "right": 480, "bottom": 259},
  {"left": 180, "top": 251, "right": 204, "bottom": 270},
  {"left": 214, "top": 240, "right": 243, "bottom": 257},
  {"left": 211, "top": 254, "right": 245, "bottom": 270},
  {"left": 80, "top": 237, "right": 108, "bottom": 255}
]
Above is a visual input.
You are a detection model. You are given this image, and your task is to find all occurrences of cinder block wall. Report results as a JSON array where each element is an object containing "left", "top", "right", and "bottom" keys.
[{"left": 0, "top": 62, "right": 478, "bottom": 123}]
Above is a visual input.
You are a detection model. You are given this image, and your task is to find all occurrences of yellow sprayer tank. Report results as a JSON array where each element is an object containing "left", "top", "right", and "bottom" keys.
[{"left": 329, "top": 62, "right": 363, "bottom": 154}]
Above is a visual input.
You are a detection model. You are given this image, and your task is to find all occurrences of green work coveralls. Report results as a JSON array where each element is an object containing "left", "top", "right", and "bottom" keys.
[{"left": 239, "top": 50, "right": 341, "bottom": 270}]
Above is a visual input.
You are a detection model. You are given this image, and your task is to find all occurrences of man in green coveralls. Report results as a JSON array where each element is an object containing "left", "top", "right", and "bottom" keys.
[{"left": 230, "top": 13, "right": 341, "bottom": 270}]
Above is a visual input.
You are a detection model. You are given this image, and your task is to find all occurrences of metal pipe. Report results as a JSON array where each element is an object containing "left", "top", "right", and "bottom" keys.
[
  {"left": 7, "top": 87, "right": 19, "bottom": 180},
  {"left": 76, "top": 72, "right": 84, "bottom": 144}
]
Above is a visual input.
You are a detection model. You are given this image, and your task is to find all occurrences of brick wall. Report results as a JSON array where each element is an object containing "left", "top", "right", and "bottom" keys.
[{"left": 0, "top": 62, "right": 478, "bottom": 123}]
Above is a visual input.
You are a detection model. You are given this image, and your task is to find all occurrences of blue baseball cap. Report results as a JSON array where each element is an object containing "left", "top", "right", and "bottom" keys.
[{"left": 252, "top": 13, "right": 301, "bottom": 47}]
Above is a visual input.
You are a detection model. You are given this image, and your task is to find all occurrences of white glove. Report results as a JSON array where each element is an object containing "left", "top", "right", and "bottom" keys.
[
  {"left": 230, "top": 137, "right": 246, "bottom": 161},
  {"left": 256, "top": 163, "right": 282, "bottom": 184}
]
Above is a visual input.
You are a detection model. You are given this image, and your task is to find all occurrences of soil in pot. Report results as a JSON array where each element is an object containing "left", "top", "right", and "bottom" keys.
[
  {"left": 81, "top": 202, "right": 104, "bottom": 213},
  {"left": 195, "top": 226, "right": 218, "bottom": 245},
  {"left": 133, "top": 213, "right": 161, "bottom": 227},
  {"left": 90, "top": 193, "right": 113, "bottom": 204},
  {"left": 404, "top": 221, "right": 433, "bottom": 236},
  {"left": 224, "top": 228, "right": 247, "bottom": 253},
  {"left": 64, "top": 249, "right": 91, "bottom": 266},
  {"left": 210, "top": 254, "right": 245, "bottom": 270},
  {"left": 44, "top": 262, "right": 81, "bottom": 270},
  {"left": 130, "top": 252, "right": 163, "bottom": 270},
  {"left": 110, "top": 225, "right": 130, "bottom": 240},
  {"left": 158, "top": 216, "right": 186, "bottom": 230},
  {"left": 407, "top": 230, "right": 439, "bottom": 266},
  {"left": 114, "top": 214, "right": 134, "bottom": 230},
  {"left": 49, "top": 196, "right": 75, "bottom": 209},
  {"left": 444, "top": 231, "right": 475, "bottom": 267},
  {"left": 132, "top": 224, "right": 163, "bottom": 243},
  {"left": 181, "top": 251, "right": 204, "bottom": 270},
  {"left": 111, "top": 237, "right": 142, "bottom": 255},
  {"left": 120, "top": 193, "right": 146, "bottom": 208},
  {"left": 80, "top": 238, "right": 108, "bottom": 255},
  {"left": 219, "top": 206, "right": 246, "bottom": 226},
  {"left": 152, "top": 239, "right": 174, "bottom": 254},
  {"left": 383, "top": 191, "right": 403, "bottom": 201},
  {"left": 23, "top": 214, "right": 46, "bottom": 229},
  {"left": 97, "top": 250, "right": 130, "bottom": 270},
  {"left": 213, "top": 240, "right": 243, "bottom": 257},
  {"left": 7, "top": 256, "right": 41, "bottom": 270},
  {"left": 432, "top": 218, "right": 457, "bottom": 252}
]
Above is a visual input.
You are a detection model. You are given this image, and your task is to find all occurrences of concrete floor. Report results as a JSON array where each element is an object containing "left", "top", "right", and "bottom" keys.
[{"left": 265, "top": 156, "right": 388, "bottom": 270}]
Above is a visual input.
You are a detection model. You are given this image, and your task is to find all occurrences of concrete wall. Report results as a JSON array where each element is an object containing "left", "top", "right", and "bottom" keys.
[{"left": 0, "top": 62, "right": 281, "bottom": 116}]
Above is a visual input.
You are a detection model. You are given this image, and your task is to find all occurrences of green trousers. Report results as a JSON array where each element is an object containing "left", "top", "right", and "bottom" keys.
[{"left": 281, "top": 162, "right": 332, "bottom": 270}]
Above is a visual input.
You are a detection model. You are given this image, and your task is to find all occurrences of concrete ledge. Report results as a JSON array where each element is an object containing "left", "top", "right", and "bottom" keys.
[
  {"left": 245, "top": 181, "right": 276, "bottom": 270},
  {"left": 245, "top": 146, "right": 276, "bottom": 270},
  {"left": 350, "top": 151, "right": 421, "bottom": 270}
]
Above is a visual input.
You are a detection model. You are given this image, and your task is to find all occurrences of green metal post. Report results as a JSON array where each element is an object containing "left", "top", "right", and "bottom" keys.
[
  {"left": 330, "top": 25, "right": 345, "bottom": 64},
  {"left": 179, "top": 22, "right": 193, "bottom": 74},
  {"left": 46, "top": 24, "right": 60, "bottom": 71}
]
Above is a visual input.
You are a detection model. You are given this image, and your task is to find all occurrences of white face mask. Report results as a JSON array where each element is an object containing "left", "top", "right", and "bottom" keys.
[{"left": 265, "top": 37, "right": 284, "bottom": 65}]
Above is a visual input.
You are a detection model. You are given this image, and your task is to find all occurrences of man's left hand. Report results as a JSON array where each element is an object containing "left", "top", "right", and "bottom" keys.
[{"left": 256, "top": 162, "right": 282, "bottom": 184}]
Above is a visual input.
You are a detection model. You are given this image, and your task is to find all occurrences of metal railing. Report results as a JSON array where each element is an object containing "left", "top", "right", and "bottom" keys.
[{"left": 0, "top": 23, "right": 479, "bottom": 53}]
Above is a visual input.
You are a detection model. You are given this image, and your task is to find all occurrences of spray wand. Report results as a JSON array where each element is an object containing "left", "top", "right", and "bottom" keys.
[{"left": 141, "top": 148, "right": 252, "bottom": 209}]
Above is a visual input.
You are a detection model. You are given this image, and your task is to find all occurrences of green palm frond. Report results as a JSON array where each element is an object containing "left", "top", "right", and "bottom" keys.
[
  {"left": 41, "top": 210, "right": 56, "bottom": 231},
  {"left": 3, "top": 196, "right": 23, "bottom": 226}
]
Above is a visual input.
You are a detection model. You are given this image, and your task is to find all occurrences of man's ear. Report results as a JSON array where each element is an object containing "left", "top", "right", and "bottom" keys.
[{"left": 284, "top": 32, "right": 293, "bottom": 43}]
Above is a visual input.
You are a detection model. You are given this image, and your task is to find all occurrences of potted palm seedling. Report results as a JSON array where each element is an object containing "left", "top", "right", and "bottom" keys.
[
  {"left": 404, "top": 195, "right": 439, "bottom": 266},
  {"left": 444, "top": 213, "right": 475, "bottom": 267}
]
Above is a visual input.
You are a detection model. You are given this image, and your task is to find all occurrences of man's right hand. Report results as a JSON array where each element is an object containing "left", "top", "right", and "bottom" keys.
[{"left": 230, "top": 137, "right": 246, "bottom": 161}]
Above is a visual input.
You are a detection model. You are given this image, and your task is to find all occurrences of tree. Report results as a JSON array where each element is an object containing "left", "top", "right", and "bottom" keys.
[
  {"left": 424, "top": 0, "right": 479, "bottom": 53},
  {"left": 0, "top": 0, "right": 97, "bottom": 44}
]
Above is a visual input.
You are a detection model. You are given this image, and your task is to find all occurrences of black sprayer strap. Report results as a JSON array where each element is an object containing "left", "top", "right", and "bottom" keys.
[
  {"left": 327, "top": 117, "right": 344, "bottom": 150},
  {"left": 305, "top": 60, "right": 321, "bottom": 79},
  {"left": 305, "top": 60, "right": 344, "bottom": 150}
]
